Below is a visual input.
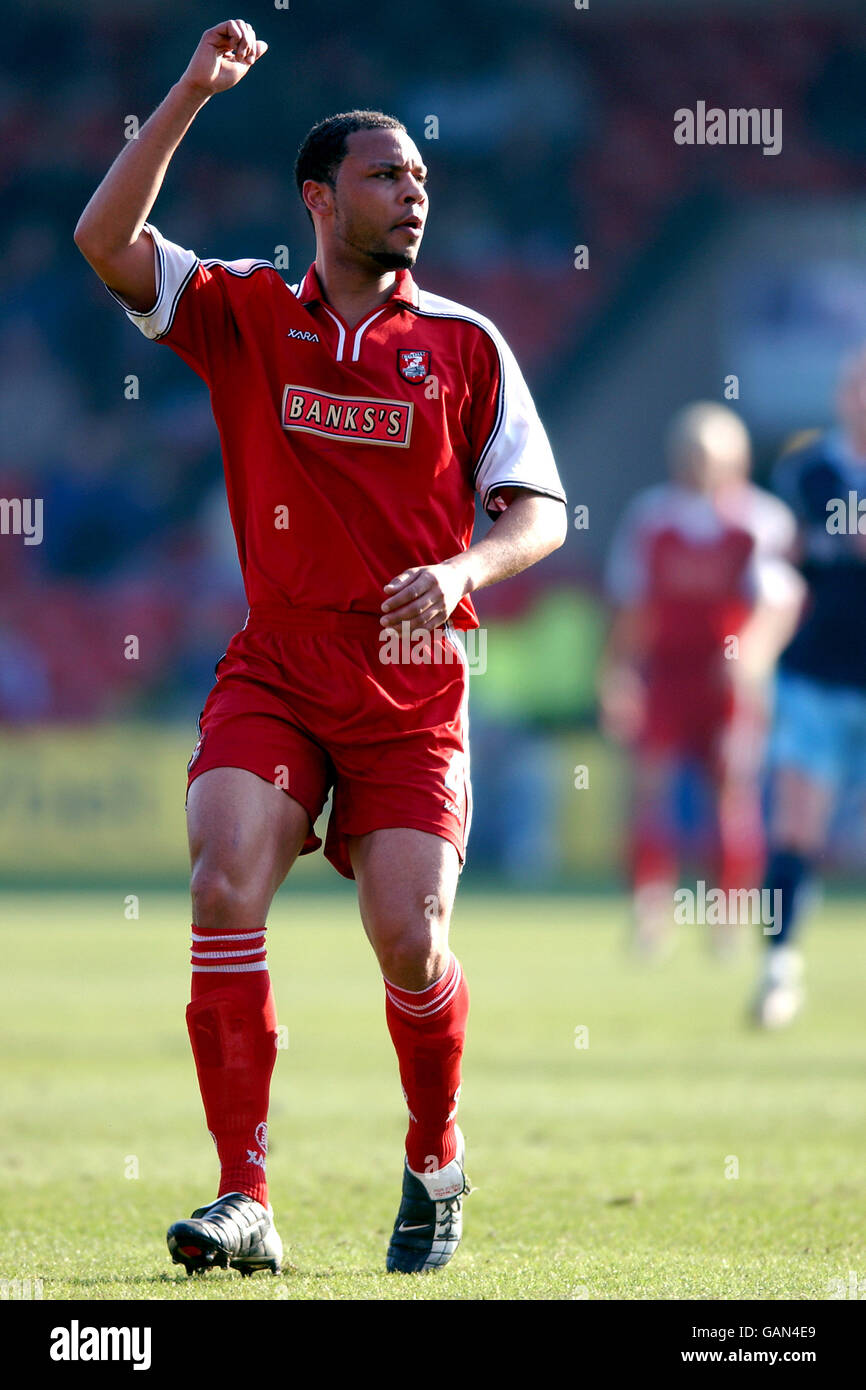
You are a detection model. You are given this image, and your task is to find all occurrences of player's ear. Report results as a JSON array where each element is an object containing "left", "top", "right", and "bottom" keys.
[{"left": 302, "top": 179, "right": 333, "bottom": 220}]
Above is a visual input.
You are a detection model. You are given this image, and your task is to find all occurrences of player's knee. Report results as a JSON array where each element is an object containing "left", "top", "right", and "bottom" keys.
[
  {"left": 378, "top": 933, "right": 448, "bottom": 991},
  {"left": 190, "top": 863, "right": 265, "bottom": 931}
]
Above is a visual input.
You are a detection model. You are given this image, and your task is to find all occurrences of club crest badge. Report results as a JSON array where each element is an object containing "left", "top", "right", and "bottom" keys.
[{"left": 397, "top": 348, "right": 431, "bottom": 383}]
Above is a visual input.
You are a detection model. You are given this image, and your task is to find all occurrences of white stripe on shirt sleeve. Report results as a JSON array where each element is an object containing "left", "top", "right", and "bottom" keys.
[
  {"left": 473, "top": 330, "right": 565, "bottom": 515},
  {"left": 104, "top": 222, "right": 198, "bottom": 340}
]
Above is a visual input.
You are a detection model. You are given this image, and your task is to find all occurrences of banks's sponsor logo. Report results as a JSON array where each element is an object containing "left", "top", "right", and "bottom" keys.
[{"left": 281, "top": 385, "right": 412, "bottom": 446}]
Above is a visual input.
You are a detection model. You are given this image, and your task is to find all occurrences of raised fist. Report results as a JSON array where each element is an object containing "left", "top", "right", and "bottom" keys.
[{"left": 180, "top": 20, "right": 268, "bottom": 97}]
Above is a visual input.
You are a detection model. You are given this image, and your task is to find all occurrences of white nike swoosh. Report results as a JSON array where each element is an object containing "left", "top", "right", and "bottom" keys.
[{"left": 398, "top": 1222, "right": 430, "bottom": 1233}]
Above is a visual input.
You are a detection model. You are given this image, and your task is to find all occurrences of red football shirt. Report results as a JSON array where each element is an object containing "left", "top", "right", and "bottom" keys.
[
  {"left": 110, "top": 223, "right": 566, "bottom": 629},
  {"left": 605, "top": 481, "right": 797, "bottom": 681}
]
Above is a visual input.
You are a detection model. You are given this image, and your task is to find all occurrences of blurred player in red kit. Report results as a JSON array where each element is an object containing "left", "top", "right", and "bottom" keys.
[
  {"left": 74, "top": 20, "right": 566, "bottom": 1274},
  {"left": 599, "top": 403, "right": 803, "bottom": 957}
]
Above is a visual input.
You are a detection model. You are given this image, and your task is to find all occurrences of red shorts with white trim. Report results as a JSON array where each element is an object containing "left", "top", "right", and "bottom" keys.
[{"left": 186, "top": 607, "right": 471, "bottom": 880}]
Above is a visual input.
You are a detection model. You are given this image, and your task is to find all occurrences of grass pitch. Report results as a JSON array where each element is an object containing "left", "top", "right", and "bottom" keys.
[{"left": 1, "top": 889, "right": 864, "bottom": 1301}]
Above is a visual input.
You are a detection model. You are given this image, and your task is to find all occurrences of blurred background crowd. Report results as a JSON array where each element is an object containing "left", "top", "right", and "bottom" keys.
[{"left": 5, "top": 0, "right": 866, "bottom": 890}]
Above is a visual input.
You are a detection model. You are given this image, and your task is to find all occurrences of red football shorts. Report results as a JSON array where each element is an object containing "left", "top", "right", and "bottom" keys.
[{"left": 186, "top": 606, "right": 472, "bottom": 879}]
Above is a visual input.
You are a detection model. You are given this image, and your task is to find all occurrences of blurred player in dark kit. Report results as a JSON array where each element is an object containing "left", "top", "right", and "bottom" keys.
[{"left": 753, "top": 350, "right": 866, "bottom": 1027}]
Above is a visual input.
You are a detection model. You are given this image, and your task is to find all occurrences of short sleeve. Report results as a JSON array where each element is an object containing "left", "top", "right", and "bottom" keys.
[
  {"left": 743, "top": 488, "right": 805, "bottom": 608},
  {"left": 750, "top": 553, "right": 805, "bottom": 609},
  {"left": 105, "top": 222, "right": 274, "bottom": 383},
  {"left": 470, "top": 326, "right": 566, "bottom": 517}
]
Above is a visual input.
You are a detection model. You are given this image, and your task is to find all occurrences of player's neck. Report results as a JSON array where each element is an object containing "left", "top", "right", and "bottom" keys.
[{"left": 314, "top": 252, "right": 400, "bottom": 329}]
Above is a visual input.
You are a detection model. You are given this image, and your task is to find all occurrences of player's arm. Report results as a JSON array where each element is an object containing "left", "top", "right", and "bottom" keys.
[
  {"left": 596, "top": 603, "right": 649, "bottom": 745},
  {"left": 73, "top": 20, "right": 267, "bottom": 310},
  {"left": 380, "top": 489, "right": 567, "bottom": 629},
  {"left": 594, "top": 497, "right": 653, "bottom": 743},
  {"left": 733, "top": 596, "right": 801, "bottom": 687},
  {"left": 382, "top": 322, "right": 567, "bottom": 628},
  {"left": 733, "top": 563, "right": 806, "bottom": 688},
  {"left": 731, "top": 481, "right": 807, "bottom": 689}
]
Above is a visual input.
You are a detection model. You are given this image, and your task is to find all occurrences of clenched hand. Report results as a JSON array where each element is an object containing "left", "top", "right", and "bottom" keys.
[{"left": 180, "top": 20, "right": 268, "bottom": 98}]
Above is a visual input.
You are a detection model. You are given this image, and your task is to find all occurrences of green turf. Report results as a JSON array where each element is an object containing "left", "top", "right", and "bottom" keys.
[{"left": 1, "top": 890, "right": 864, "bottom": 1301}]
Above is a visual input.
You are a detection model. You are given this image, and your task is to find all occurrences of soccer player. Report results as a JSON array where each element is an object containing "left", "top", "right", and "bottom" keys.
[
  {"left": 74, "top": 20, "right": 567, "bottom": 1274},
  {"left": 752, "top": 351, "right": 866, "bottom": 1027},
  {"left": 599, "top": 402, "right": 802, "bottom": 957}
]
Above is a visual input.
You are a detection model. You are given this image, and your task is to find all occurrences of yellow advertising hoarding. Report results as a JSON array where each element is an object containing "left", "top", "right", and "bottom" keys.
[
  {"left": 0, "top": 724, "right": 192, "bottom": 882},
  {"left": 0, "top": 725, "right": 624, "bottom": 885}
]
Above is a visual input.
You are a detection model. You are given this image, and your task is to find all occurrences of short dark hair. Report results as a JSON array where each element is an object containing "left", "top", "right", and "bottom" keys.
[{"left": 294, "top": 110, "right": 406, "bottom": 220}]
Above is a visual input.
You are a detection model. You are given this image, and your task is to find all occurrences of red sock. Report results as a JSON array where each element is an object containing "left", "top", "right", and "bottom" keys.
[
  {"left": 186, "top": 924, "right": 277, "bottom": 1206},
  {"left": 384, "top": 954, "right": 469, "bottom": 1173},
  {"left": 631, "top": 835, "right": 677, "bottom": 892}
]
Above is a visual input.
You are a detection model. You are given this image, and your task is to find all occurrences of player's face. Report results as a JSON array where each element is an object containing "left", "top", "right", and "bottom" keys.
[
  {"left": 676, "top": 430, "right": 748, "bottom": 493},
  {"left": 704, "top": 449, "right": 748, "bottom": 492},
  {"left": 330, "top": 128, "right": 428, "bottom": 271}
]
